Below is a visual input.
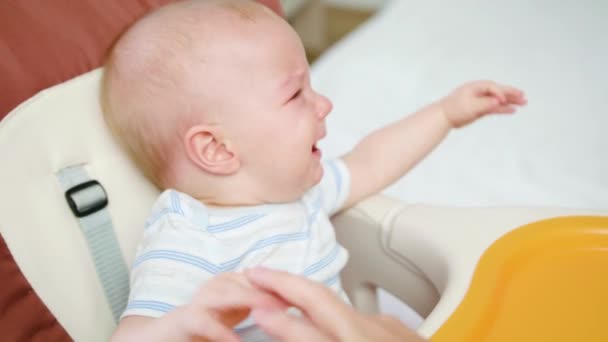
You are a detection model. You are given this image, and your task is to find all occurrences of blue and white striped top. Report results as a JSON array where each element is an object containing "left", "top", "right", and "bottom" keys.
[{"left": 123, "top": 159, "right": 351, "bottom": 341}]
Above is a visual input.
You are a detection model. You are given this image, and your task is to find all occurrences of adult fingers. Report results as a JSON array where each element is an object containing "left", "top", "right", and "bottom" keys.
[
  {"left": 203, "top": 280, "right": 288, "bottom": 311},
  {"left": 375, "top": 315, "right": 422, "bottom": 338},
  {"left": 366, "top": 315, "right": 428, "bottom": 342},
  {"left": 245, "top": 268, "right": 354, "bottom": 338}
]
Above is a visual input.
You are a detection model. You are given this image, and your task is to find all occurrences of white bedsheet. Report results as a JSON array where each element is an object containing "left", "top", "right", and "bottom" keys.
[{"left": 313, "top": 0, "right": 607, "bottom": 210}]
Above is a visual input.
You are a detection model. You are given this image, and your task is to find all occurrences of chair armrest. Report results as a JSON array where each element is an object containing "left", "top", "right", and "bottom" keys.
[
  {"left": 332, "top": 194, "right": 439, "bottom": 317},
  {"left": 334, "top": 195, "right": 607, "bottom": 337}
]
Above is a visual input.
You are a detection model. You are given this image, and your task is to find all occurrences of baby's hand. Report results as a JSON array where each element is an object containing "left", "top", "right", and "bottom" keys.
[
  {"left": 177, "top": 272, "right": 287, "bottom": 342},
  {"left": 440, "top": 80, "right": 527, "bottom": 128}
]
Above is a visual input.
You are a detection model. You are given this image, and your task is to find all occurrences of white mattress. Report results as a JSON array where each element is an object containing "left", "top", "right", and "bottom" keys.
[{"left": 313, "top": 0, "right": 608, "bottom": 210}]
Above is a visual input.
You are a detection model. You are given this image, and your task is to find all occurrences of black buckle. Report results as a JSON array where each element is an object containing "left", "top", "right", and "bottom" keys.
[{"left": 65, "top": 180, "right": 108, "bottom": 218}]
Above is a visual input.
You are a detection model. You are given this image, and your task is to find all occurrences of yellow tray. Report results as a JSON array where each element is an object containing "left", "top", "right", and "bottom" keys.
[{"left": 432, "top": 216, "right": 608, "bottom": 342}]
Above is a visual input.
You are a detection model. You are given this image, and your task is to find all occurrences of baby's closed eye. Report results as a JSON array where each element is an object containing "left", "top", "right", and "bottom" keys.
[{"left": 289, "top": 89, "right": 302, "bottom": 102}]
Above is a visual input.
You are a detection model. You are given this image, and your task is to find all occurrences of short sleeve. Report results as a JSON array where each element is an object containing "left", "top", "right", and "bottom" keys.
[
  {"left": 122, "top": 214, "right": 217, "bottom": 319},
  {"left": 318, "top": 158, "right": 351, "bottom": 216}
]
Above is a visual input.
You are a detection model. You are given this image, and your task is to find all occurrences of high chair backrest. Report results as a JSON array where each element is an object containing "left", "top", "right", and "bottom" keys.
[
  {"left": 0, "top": 1, "right": 175, "bottom": 340},
  {"left": 0, "top": 69, "right": 159, "bottom": 341}
]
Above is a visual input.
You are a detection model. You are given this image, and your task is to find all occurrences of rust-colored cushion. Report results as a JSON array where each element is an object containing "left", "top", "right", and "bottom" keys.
[
  {"left": 0, "top": 0, "right": 176, "bottom": 119},
  {"left": 0, "top": 0, "right": 283, "bottom": 118}
]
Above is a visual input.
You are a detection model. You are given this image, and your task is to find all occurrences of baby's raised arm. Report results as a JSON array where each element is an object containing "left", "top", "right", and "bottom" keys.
[{"left": 340, "top": 80, "right": 526, "bottom": 209}]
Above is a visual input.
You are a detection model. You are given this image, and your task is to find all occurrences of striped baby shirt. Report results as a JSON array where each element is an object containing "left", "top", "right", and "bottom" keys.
[{"left": 123, "top": 159, "right": 351, "bottom": 341}]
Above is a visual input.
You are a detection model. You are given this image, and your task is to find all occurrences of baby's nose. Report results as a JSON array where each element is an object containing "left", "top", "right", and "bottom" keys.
[{"left": 315, "top": 93, "right": 333, "bottom": 119}]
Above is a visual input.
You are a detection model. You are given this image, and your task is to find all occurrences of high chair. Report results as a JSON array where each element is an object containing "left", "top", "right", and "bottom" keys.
[{"left": 1, "top": 1, "right": 606, "bottom": 341}]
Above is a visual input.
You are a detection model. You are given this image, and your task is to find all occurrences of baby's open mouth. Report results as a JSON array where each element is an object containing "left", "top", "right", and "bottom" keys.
[{"left": 312, "top": 143, "right": 321, "bottom": 157}]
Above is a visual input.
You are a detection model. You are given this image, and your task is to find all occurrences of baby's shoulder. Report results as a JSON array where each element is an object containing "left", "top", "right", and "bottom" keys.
[{"left": 144, "top": 189, "right": 209, "bottom": 231}]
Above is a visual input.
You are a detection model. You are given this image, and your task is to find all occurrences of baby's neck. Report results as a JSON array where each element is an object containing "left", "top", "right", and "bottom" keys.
[
  {"left": 169, "top": 173, "right": 271, "bottom": 208},
  {"left": 168, "top": 164, "right": 306, "bottom": 207},
  {"left": 196, "top": 193, "right": 268, "bottom": 208}
]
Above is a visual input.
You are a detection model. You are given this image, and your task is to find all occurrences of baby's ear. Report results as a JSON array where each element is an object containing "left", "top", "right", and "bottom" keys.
[{"left": 183, "top": 125, "right": 240, "bottom": 175}]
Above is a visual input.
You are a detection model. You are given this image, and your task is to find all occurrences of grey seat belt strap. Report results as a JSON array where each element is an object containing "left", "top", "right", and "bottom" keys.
[{"left": 56, "top": 165, "right": 129, "bottom": 323}]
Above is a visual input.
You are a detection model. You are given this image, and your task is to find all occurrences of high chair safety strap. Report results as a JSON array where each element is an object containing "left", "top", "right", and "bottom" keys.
[{"left": 56, "top": 165, "right": 129, "bottom": 323}]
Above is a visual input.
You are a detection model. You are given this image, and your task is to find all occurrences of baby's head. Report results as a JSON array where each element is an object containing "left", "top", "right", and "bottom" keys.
[{"left": 102, "top": 0, "right": 332, "bottom": 205}]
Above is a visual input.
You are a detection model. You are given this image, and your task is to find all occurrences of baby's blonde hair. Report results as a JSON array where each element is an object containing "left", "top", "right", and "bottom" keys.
[{"left": 101, "top": 0, "right": 272, "bottom": 189}]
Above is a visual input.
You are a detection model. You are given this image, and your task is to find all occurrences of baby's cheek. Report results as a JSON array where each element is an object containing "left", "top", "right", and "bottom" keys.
[{"left": 160, "top": 148, "right": 184, "bottom": 185}]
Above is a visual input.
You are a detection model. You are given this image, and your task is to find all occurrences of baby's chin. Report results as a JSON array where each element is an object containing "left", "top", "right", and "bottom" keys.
[
  {"left": 300, "top": 161, "right": 324, "bottom": 193},
  {"left": 311, "top": 162, "right": 324, "bottom": 185},
  {"left": 257, "top": 161, "right": 324, "bottom": 203}
]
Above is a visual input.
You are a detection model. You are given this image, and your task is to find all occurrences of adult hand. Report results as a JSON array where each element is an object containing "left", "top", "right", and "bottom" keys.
[
  {"left": 181, "top": 272, "right": 287, "bottom": 342},
  {"left": 111, "top": 272, "right": 286, "bottom": 342},
  {"left": 245, "top": 268, "right": 428, "bottom": 342}
]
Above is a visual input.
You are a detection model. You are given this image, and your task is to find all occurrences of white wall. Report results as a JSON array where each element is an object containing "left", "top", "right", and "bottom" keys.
[
  {"left": 324, "top": 0, "right": 387, "bottom": 10},
  {"left": 282, "top": 0, "right": 388, "bottom": 13}
]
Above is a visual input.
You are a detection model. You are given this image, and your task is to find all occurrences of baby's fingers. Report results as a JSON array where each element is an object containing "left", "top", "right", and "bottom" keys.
[
  {"left": 493, "top": 105, "right": 516, "bottom": 114},
  {"left": 500, "top": 85, "right": 527, "bottom": 105},
  {"left": 485, "top": 83, "right": 507, "bottom": 104},
  {"left": 471, "top": 81, "right": 506, "bottom": 104},
  {"left": 475, "top": 81, "right": 526, "bottom": 106},
  {"left": 471, "top": 96, "right": 502, "bottom": 115}
]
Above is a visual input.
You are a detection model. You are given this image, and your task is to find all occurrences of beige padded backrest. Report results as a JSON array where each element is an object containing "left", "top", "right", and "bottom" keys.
[{"left": 0, "top": 69, "right": 158, "bottom": 342}]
